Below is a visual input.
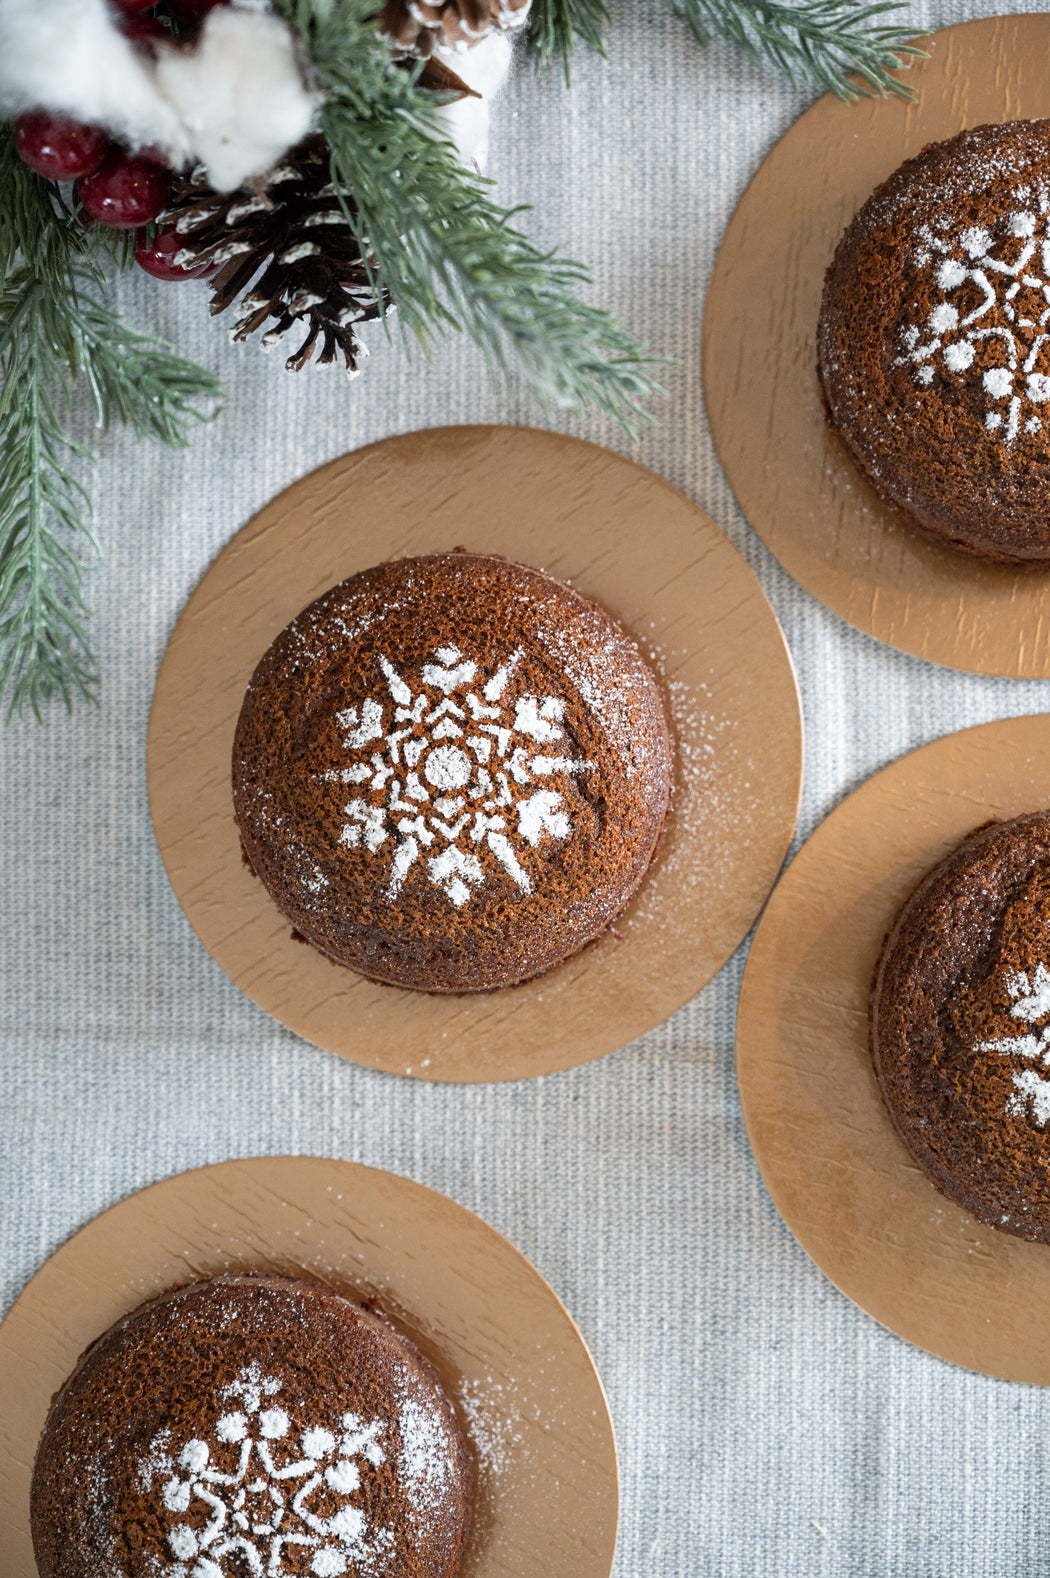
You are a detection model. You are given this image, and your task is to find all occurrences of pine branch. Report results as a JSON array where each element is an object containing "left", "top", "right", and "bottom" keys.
[
  {"left": 76, "top": 297, "right": 222, "bottom": 445},
  {"left": 275, "top": 0, "right": 659, "bottom": 435},
  {"left": 670, "top": 0, "right": 924, "bottom": 99},
  {"left": 0, "top": 131, "right": 220, "bottom": 721},
  {"left": 528, "top": 0, "right": 922, "bottom": 99},
  {"left": 526, "top": 0, "right": 609, "bottom": 81},
  {"left": 0, "top": 289, "right": 96, "bottom": 720}
]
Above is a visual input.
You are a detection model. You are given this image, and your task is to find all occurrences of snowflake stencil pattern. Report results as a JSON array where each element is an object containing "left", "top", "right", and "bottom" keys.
[
  {"left": 141, "top": 1363, "right": 392, "bottom": 1577},
  {"left": 895, "top": 184, "right": 1050, "bottom": 441},
  {"left": 975, "top": 962, "right": 1050, "bottom": 1125},
  {"left": 324, "top": 645, "right": 592, "bottom": 907}
]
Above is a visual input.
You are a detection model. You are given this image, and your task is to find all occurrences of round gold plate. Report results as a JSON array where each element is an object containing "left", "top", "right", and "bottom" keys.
[
  {"left": 704, "top": 14, "right": 1050, "bottom": 677},
  {"left": 737, "top": 713, "right": 1050, "bottom": 1380},
  {"left": 0, "top": 1156, "right": 618, "bottom": 1575},
  {"left": 147, "top": 425, "right": 802, "bottom": 1081}
]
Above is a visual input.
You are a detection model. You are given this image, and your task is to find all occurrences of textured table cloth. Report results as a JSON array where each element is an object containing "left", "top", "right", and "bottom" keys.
[{"left": 5, "top": 2, "right": 1050, "bottom": 1572}]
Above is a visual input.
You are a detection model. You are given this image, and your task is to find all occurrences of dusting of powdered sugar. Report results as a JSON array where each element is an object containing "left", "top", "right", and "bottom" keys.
[
  {"left": 397, "top": 1395, "right": 458, "bottom": 1519},
  {"left": 533, "top": 605, "right": 651, "bottom": 778},
  {"left": 454, "top": 1377, "right": 527, "bottom": 1478},
  {"left": 619, "top": 641, "right": 761, "bottom": 937},
  {"left": 82, "top": 1459, "right": 127, "bottom": 1578},
  {"left": 864, "top": 130, "right": 1050, "bottom": 236},
  {"left": 137, "top": 1426, "right": 175, "bottom": 1492}
]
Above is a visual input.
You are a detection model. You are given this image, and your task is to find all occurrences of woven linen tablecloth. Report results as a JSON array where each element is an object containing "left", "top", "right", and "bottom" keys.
[{"left": 5, "top": 2, "right": 1050, "bottom": 1572}]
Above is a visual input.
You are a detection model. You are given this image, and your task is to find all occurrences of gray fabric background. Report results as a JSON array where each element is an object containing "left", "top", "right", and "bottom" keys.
[{"left": 5, "top": 2, "right": 1050, "bottom": 1572}]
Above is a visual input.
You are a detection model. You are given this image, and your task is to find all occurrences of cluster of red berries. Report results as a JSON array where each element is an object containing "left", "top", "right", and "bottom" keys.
[{"left": 12, "top": 0, "right": 229, "bottom": 281}]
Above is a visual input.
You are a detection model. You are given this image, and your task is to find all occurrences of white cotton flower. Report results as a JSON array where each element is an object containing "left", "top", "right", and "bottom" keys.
[
  {"left": 0, "top": 0, "right": 319, "bottom": 191},
  {"left": 0, "top": 0, "right": 513, "bottom": 188},
  {"left": 0, "top": 0, "right": 187, "bottom": 160},
  {"left": 153, "top": 8, "right": 320, "bottom": 192},
  {"left": 429, "top": 30, "right": 513, "bottom": 172}
]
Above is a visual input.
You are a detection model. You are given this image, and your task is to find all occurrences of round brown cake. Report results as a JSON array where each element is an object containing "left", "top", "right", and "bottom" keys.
[
  {"left": 31, "top": 1272, "right": 472, "bottom": 1578},
  {"left": 870, "top": 810, "right": 1050, "bottom": 1243},
  {"left": 232, "top": 550, "right": 674, "bottom": 994},
  {"left": 818, "top": 119, "right": 1050, "bottom": 565}
]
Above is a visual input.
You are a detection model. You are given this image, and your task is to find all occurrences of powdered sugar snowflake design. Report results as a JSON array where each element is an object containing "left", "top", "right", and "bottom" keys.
[
  {"left": 974, "top": 962, "right": 1050, "bottom": 1125},
  {"left": 895, "top": 185, "right": 1050, "bottom": 441},
  {"left": 140, "top": 1363, "right": 392, "bottom": 1577},
  {"left": 324, "top": 645, "right": 591, "bottom": 907}
]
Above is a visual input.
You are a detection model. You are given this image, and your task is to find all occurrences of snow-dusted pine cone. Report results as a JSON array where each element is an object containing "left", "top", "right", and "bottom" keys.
[
  {"left": 164, "top": 135, "right": 387, "bottom": 375},
  {"left": 377, "top": 0, "right": 531, "bottom": 55}
]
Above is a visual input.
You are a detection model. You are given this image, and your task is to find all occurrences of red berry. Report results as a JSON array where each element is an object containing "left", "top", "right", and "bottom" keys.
[
  {"left": 170, "top": 0, "right": 229, "bottom": 14},
  {"left": 77, "top": 149, "right": 169, "bottom": 228},
  {"left": 135, "top": 144, "right": 170, "bottom": 167},
  {"left": 135, "top": 225, "right": 215, "bottom": 281},
  {"left": 119, "top": 13, "right": 168, "bottom": 41},
  {"left": 14, "top": 110, "right": 109, "bottom": 181},
  {"left": 111, "top": 0, "right": 159, "bottom": 13}
]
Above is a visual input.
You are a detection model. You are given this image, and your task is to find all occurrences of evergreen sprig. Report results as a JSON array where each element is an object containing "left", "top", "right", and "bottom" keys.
[
  {"left": 671, "top": 0, "right": 924, "bottom": 99},
  {"left": 527, "top": 0, "right": 609, "bottom": 80},
  {"left": 0, "top": 133, "right": 219, "bottom": 721},
  {"left": 275, "top": 0, "right": 659, "bottom": 434},
  {"left": 0, "top": 283, "right": 96, "bottom": 719},
  {"left": 0, "top": 0, "right": 920, "bottom": 724},
  {"left": 531, "top": 0, "right": 924, "bottom": 99}
]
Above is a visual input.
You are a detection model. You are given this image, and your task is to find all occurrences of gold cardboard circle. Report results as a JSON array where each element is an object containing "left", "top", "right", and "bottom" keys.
[
  {"left": 147, "top": 426, "right": 802, "bottom": 1081},
  {"left": 704, "top": 14, "right": 1050, "bottom": 676},
  {"left": 0, "top": 1156, "right": 618, "bottom": 1575},
  {"left": 737, "top": 713, "right": 1050, "bottom": 1380}
]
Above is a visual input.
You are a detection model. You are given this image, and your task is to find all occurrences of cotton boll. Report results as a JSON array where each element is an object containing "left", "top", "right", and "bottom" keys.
[
  {"left": 0, "top": 0, "right": 187, "bottom": 160},
  {"left": 153, "top": 8, "right": 319, "bottom": 192},
  {"left": 0, "top": 0, "right": 508, "bottom": 193},
  {"left": 430, "top": 31, "right": 512, "bottom": 172}
]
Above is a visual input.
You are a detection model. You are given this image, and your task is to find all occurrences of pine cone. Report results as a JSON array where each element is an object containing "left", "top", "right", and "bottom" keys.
[
  {"left": 163, "top": 135, "right": 387, "bottom": 375},
  {"left": 377, "top": 0, "right": 531, "bottom": 56}
]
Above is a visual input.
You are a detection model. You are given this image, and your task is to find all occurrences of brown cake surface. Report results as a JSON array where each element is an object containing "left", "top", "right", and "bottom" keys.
[
  {"left": 232, "top": 550, "right": 674, "bottom": 994},
  {"left": 817, "top": 119, "right": 1050, "bottom": 565},
  {"left": 31, "top": 1272, "right": 472, "bottom": 1578},
  {"left": 870, "top": 811, "right": 1050, "bottom": 1242}
]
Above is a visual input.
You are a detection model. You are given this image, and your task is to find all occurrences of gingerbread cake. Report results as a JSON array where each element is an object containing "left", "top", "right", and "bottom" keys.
[
  {"left": 31, "top": 1271, "right": 473, "bottom": 1578},
  {"left": 818, "top": 119, "right": 1050, "bottom": 565},
  {"left": 870, "top": 810, "right": 1050, "bottom": 1243},
  {"left": 232, "top": 550, "right": 674, "bottom": 994}
]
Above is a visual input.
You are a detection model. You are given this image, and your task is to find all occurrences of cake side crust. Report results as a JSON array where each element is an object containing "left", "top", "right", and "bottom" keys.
[
  {"left": 30, "top": 1271, "right": 473, "bottom": 1578},
  {"left": 870, "top": 810, "right": 1050, "bottom": 1242},
  {"left": 818, "top": 119, "right": 1050, "bottom": 565}
]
